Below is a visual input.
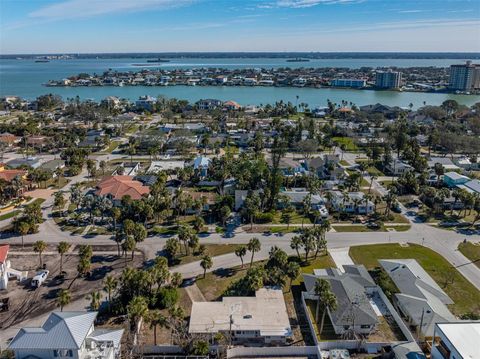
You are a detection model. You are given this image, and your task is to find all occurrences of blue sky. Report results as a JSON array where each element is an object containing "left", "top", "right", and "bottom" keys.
[{"left": 1, "top": 0, "right": 479, "bottom": 54}]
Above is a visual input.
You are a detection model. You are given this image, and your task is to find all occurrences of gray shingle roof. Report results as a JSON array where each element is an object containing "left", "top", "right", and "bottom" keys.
[
  {"left": 9, "top": 312, "right": 97, "bottom": 350},
  {"left": 303, "top": 265, "right": 378, "bottom": 328}
]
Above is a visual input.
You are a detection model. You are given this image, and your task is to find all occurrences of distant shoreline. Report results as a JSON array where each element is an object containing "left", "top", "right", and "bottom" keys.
[{"left": 2, "top": 52, "right": 480, "bottom": 60}]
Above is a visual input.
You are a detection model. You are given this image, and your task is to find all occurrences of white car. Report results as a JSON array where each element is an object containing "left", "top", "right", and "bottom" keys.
[{"left": 31, "top": 270, "right": 49, "bottom": 288}]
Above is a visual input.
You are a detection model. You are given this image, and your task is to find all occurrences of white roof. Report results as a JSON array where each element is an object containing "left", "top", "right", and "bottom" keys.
[
  {"left": 436, "top": 322, "right": 480, "bottom": 359},
  {"left": 148, "top": 161, "right": 185, "bottom": 172},
  {"left": 189, "top": 288, "right": 291, "bottom": 337}
]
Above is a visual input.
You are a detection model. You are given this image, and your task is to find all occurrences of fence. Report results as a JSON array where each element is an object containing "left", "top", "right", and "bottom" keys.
[{"left": 227, "top": 345, "right": 320, "bottom": 358}]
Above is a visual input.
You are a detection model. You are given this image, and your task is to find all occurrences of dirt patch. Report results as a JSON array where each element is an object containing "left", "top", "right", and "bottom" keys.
[{"left": 0, "top": 251, "right": 144, "bottom": 330}]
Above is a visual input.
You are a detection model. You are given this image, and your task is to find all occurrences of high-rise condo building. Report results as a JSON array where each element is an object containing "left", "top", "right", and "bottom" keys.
[
  {"left": 375, "top": 70, "right": 402, "bottom": 89},
  {"left": 449, "top": 61, "right": 480, "bottom": 91}
]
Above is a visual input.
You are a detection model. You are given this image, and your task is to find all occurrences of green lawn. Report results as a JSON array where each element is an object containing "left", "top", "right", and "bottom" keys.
[
  {"left": 339, "top": 160, "right": 349, "bottom": 166},
  {"left": 175, "top": 244, "right": 244, "bottom": 266},
  {"left": 332, "top": 137, "right": 359, "bottom": 151},
  {"left": 31, "top": 198, "right": 46, "bottom": 206},
  {"left": 349, "top": 243, "right": 480, "bottom": 316},
  {"left": 458, "top": 242, "right": 480, "bottom": 269},
  {"left": 271, "top": 210, "right": 312, "bottom": 225},
  {"left": 0, "top": 210, "right": 20, "bottom": 221},
  {"left": 332, "top": 225, "right": 386, "bottom": 232},
  {"left": 385, "top": 225, "right": 411, "bottom": 232},
  {"left": 366, "top": 166, "right": 384, "bottom": 177}
]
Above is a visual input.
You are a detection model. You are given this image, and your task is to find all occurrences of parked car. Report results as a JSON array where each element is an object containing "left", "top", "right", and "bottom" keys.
[
  {"left": 391, "top": 202, "right": 402, "bottom": 213},
  {"left": 31, "top": 270, "right": 49, "bottom": 288}
]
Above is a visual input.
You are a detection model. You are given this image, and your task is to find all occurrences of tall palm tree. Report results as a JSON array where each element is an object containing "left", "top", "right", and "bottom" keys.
[
  {"left": 88, "top": 291, "right": 102, "bottom": 311},
  {"left": 127, "top": 296, "right": 149, "bottom": 333},
  {"left": 33, "top": 240, "right": 47, "bottom": 268},
  {"left": 148, "top": 310, "right": 168, "bottom": 345},
  {"left": 200, "top": 255, "right": 213, "bottom": 278},
  {"left": 103, "top": 275, "right": 118, "bottom": 311},
  {"left": 234, "top": 246, "right": 247, "bottom": 268},
  {"left": 247, "top": 237, "right": 261, "bottom": 267},
  {"left": 314, "top": 278, "right": 338, "bottom": 335},
  {"left": 290, "top": 235, "right": 302, "bottom": 259},
  {"left": 57, "top": 241, "right": 71, "bottom": 274},
  {"left": 57, "top": 289, "right": 71, "bottom": 312},
  {"left": 17, "top": 221, "right": 29, "bottom": 250}
]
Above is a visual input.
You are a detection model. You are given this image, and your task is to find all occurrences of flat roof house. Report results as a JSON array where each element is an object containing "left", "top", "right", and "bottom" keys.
[
  {"left": 189, "top": 288, "right": 292, "bottom": 345},
  {"left": 380, "top": 259, "right": 456, "bottom": 338},
  {"left": 431, "top": 322, "right": 480, "bottom": 359},
  {"left": 443, "top": 172, "right": 470, "bottom": 188},
  {"left": 8, "top": 311, "right": 124, "bottom": 359},
  {"left": 303, "top": 265, "right": 379, "bottom": 336}
]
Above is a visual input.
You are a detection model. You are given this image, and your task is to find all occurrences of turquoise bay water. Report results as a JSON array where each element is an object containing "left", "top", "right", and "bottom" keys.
[{"left": 1, "top": 58, "right": 479, "bottom": 108}]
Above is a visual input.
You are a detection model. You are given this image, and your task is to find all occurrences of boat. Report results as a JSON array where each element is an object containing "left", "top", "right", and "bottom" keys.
[
  {"left": 286, "top": 58, "right": 310, "bottom": 62},
  {"left": 146, "top": 58, "right": 170, "bottom": 63}
]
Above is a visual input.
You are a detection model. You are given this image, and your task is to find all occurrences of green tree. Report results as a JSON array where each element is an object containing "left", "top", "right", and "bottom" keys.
[
  {"left": 164, "top": 237, "right": 180, "bottom": 261},
  {"left": 33, "top": 240, "right": 47, "bottom": 268},
  {"left": 122, "top": 236, "right": 136, "bottom": 265},
  {"left": 200, "top": 255, "right": 213, "bottom": 278},
  {"left": 127, "top": 296, "right": 149, "bottom": 332},
  {"left": 280, "top": 209, "right": 292, "bottom": 229},
  {"left": 16, "top": 221, "right": 30, "bottom": 250},
  {"left": 235, "top": 246, "right": 247, "bottom": 268},
  {"left": 247, "top": 237, "right": 261, "bottom": 267},
  {"left": 104, "top": 275, "right": 118, "bottom": 311},
  {"left": 57, "top": 289, "right": 71, "bottom": 312},
  {"left": 192, "top": 340, "right": 210, "bottom": 356},
  {"left": 286, "top": 261, "right": 301, "bottom": 290},
  {"left": 148, "top": 310, "right": 168, "bottom": 346},
  {"left": 314, "top": 278, "right": 338, "bottom": 334},
  {"left": 57, "top": 241, "right": 71, "bottom": 274},
  {"left": 88, "top": 291, "right": 102, "bottom": 311}
]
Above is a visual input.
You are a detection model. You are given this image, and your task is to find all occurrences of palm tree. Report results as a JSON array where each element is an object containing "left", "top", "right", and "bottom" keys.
[
  {"left": 148, "top": 310, "right": 168, "bottom": 345},
  {"left": 200, "top": 255, "right": 213, "bottom": 278},
  {"left": 88, "top": 291, "right": 102, "bottom": 311},
  {"left": 33, "top": 240, "right": 47, "bottom": 268},
  {"left": 103, "top": 275, "right": 118, "bottom": 311},
  {"left": 127, "top": 296, "right": 149, "bottom": 333},
  {"left": 234, "top": 246, "right": 247, "bottom": 268},
  {"left": 17, "top": 221, "right": 30, "bottom": 250},
  {"left": 57, "top": 241, "right": 71, "bottom": 274},
  {"left": 286, "top": 261, "right": 300, "bottom": 291},
  {"left": 290, "top": 235, "right": 302, "bottom": 259},
  {"left": 368, "top": 175, "right": 377, "bottom": 194},
  {"left": 57, "top": 289, "right": 71, "bottom": 312},
  {"left": 247, "top": 237, "right": 261, "bottom": 267},
  {"left": 122, "top": 236, "right": 136, "bottom": 265},
  {"left": 314, "top": 278, "right": 338, "bottom": 334}
]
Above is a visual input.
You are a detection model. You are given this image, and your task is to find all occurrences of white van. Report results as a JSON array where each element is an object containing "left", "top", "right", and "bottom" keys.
[{"left": 31, "top": 270, "right": 49, "bottom": 288}]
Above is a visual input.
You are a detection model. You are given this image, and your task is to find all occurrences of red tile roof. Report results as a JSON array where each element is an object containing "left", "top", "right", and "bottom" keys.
[
  {"left": 95, "top": 176, "right": 150, "bottom": 200},
  {"left": 0, "top": 244, "right": 9, "bottom": 263},
  {"left": 0, "top": 169, "right": 26, "bottom": 183}
]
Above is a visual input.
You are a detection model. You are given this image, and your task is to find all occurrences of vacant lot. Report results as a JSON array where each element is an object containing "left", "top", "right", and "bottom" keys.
[
  {"left": 349, "top": 243, "right": 480, "bottom": 316},
  {"left": 0, "top": 247, "right": 143, "bottom": 331}
]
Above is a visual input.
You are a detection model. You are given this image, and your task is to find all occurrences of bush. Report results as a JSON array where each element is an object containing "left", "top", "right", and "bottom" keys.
[
  {"left": 255, "top": 211, "right": 274, "bottom": 224},
  {"left": 156, "top": 287, "right": 179, "bottom": 309}
]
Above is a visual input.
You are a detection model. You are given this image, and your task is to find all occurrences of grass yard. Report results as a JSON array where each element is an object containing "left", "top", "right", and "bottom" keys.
[
  {"left": 349, "top": 243, "right": 480, "bottom": 316},
  {"left": 385, "top": 225, "right": 411, "bottom": 232},
  {"left": 458, "top": 242, "right": 480, "bottom": 269},
  {"left": 339, "top": 160, "right": 350, "bottom": 166},
  {"left": 366, "top": 166, "right": 384, "bottom": 177},
  {"left": 271, "top": 210, "right": 312, "bottom": 225},
  {"left": 332, "top": 225, "right": 385, "bottom": 232},
  {"left": 0, "top": 210, "right": 20, "bottom": 221},
  {"left": 175, "top": 244, "right": 244, "bottom": 266},
  {"left": 332, "top": 137, "right": 359, "bottom": 152}
]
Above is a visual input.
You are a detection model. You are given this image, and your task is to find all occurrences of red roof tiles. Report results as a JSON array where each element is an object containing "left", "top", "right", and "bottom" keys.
[{"left": 95, "top": 176, "right": 150, "bottom": 200}]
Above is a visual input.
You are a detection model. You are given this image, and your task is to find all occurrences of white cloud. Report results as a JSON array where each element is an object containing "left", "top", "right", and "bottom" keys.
[{"left": 28, "top": 0, "right": 194, "bottom": 20}]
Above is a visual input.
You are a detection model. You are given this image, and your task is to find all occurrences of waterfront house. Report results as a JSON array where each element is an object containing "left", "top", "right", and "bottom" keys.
[
  {"left": 8, "top": 311, "right": 124, "bottom": 359},
  {"left": 196, "top": 99, "right": 223, "bottom": 111},
  {"left": 189, "top": 288, "right": 292, "bottom": 345},
  {"left": 303, "top": 265, "right": 379, "bottom": 336},
  {"left": 135, "top": 95, "right": 156, "bottom": 111},
  {"left": 379, "top": 259, "right": 456, "bottom": 338}
]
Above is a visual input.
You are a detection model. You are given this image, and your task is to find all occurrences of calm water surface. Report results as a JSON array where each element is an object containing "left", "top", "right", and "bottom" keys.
[{"left": 1, "top": 58, "right": 479, "bottom": 108}]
